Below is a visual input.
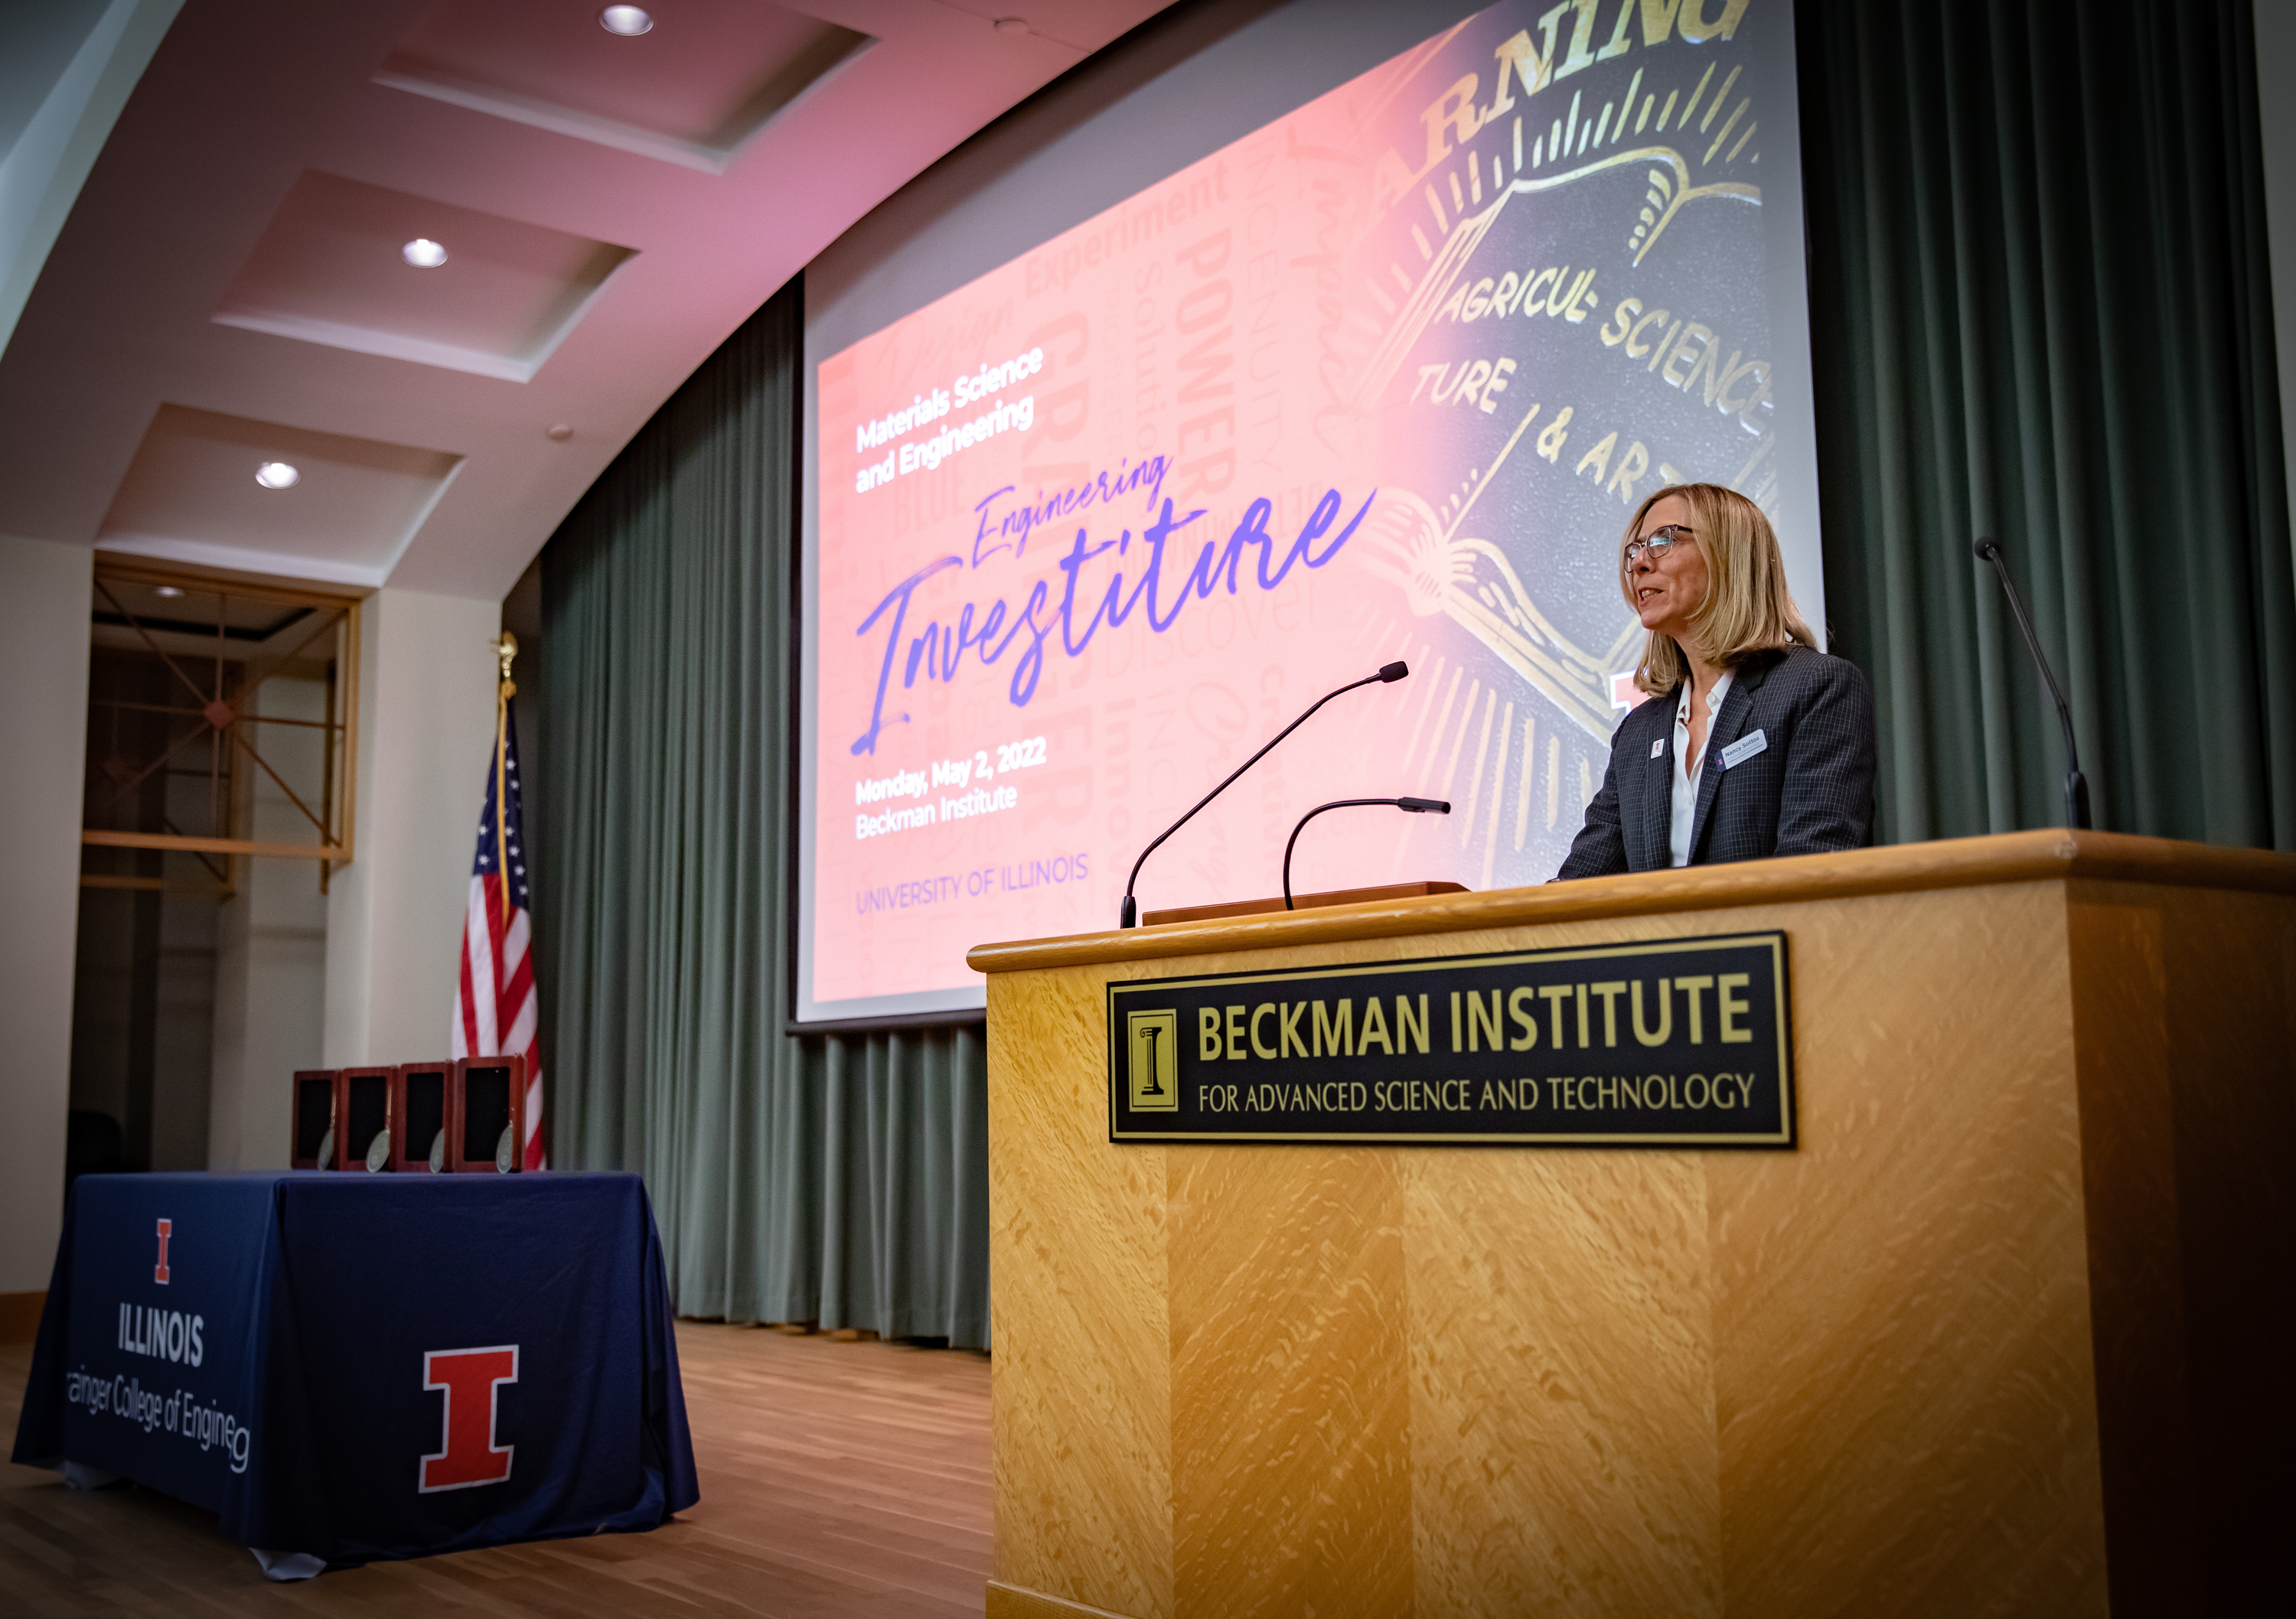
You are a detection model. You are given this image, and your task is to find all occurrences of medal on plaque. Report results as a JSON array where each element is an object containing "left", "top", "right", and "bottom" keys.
[
  {"left": 495, "top": 1125, "right": 514, "bottom": 1174},
  {"left": 315, "top": 1127, "right": 334, "bottom": 1170},
  {"left": 364, "top": 1129, "right": 390, "bottom": 1173},
  {"left": 427, "top": 1130, "right": 445, "bottom": 1173}
]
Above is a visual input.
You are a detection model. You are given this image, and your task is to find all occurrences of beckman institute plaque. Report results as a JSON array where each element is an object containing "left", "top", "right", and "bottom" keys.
[{"left": 1108, "top": 931, "right": 1792, "bottom": 1147}]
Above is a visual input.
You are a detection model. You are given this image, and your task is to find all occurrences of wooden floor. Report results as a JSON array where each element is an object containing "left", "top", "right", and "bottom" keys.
[{"left": 0, "top": 1323, "right": 991, "bottom": 1616}]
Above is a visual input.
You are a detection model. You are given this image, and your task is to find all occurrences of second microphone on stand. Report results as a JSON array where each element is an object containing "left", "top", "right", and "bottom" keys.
[{"left": 1283, "top": 797, "right": 1450, "bottom": 910}]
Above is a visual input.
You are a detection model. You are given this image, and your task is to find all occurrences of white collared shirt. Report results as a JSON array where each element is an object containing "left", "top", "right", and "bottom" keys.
[{"left": 1669, "top": 669, "right": 1733, "bottom": 868}]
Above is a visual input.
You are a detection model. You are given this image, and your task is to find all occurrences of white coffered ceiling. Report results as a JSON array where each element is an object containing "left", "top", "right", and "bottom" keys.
[{"left": 0, "top": 0, "right": 1170, "bottom": 598}]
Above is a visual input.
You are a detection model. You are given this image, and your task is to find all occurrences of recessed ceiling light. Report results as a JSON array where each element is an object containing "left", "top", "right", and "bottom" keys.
[
  {"left": 256, "top": 461, "right": 300, "bottom": 489},
  {"left": 599, "top": 5, "right": 653, "bottom": 35},
  {"left": 402, "top": 237, "right": 448, "bottom": 269},
  {"left": 993, "top": 16, "right": 1029, "bottom": 34},
  {"left": 546, "top": 423, "right": 574, "bottom": 441},
  {"left": 153, "top": 585, "right": 185, "bottom": 599}
]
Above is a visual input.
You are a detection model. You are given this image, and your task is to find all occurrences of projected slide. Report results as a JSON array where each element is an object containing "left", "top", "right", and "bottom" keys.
[{"left": 803, "top": 0, "right": 1811, "bottom": 1019}]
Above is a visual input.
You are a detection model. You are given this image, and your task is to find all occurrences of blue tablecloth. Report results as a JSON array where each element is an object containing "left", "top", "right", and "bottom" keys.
[{"left": 11, "top": 1171, "right": 697, "bottom": 1564}]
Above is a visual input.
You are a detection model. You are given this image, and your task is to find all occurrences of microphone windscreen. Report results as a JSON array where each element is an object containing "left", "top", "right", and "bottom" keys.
[
  {"left": 1378, "top": 661, "right": 1409, "bottom": 682},
  {"left": 1971, "top": 536, "right": 1997, "bottom": 562},
  {"left": 1399, "top": 797, "right": 1450, "bottom": 813}
]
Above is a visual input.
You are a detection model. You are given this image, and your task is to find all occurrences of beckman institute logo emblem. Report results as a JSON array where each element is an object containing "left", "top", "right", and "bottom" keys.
[
  {"left": 420, "top": 1345, "right": 518, "bottom": 1493},
  {"left": 154, "top": 1218, "right": 172, "bottom": 1284},
  {"left": 1126, "top": 1009, "right": 1179, "bottom": 1112}
]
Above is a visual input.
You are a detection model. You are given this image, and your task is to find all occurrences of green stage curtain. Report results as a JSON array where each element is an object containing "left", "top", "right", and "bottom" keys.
[
  {"left": 1798, "top": 0, "right": 2296, "bottom": 848},
  {"left": 533, "top": 279, "right": 988, "bottom": 1347}
]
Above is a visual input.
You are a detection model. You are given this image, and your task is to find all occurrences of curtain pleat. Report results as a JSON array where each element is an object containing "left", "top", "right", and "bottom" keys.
[
  {"left": 534, "top": 279, "right": 990, "bottom": 1347},
  {"left": 1799, "top": 0, "right": 2296, "bottom": 848}
]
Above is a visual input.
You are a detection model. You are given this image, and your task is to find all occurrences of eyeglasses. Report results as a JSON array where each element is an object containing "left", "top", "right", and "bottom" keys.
[{"left": 1623, "top": 524, "right": 1694, "bottom": 568}]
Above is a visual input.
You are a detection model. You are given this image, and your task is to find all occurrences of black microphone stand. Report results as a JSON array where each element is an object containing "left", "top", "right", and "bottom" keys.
[
  {"left": 1972, "top": 536, "right": 2092, "bottom": 830},
  {"left": 1120, "top": 662, "right": 1410, "bottom": 927},
  {"left": 1282, "top": 797, "right": 1450, "bottom": 910}
]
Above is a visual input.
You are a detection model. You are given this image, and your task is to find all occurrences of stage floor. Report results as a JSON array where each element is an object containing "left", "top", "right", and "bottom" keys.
[{"left": 0, "top": 1320, "right": 990, "bottom": 1615}]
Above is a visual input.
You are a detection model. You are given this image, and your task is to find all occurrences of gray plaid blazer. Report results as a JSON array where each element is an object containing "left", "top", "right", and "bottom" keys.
[{"left": 1557, "top": 643, "right": 1877, "bottom": 878}]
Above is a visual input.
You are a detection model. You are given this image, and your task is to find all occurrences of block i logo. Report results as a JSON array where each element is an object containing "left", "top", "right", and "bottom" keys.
[{"left": 1126, "top": 1009, "right": 1179, "bottom": 1111}]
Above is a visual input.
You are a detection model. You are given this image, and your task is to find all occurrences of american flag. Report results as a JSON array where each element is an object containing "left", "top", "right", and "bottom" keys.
[{"left": 452, "top": 694, "right": 545, "bottom": 1170}]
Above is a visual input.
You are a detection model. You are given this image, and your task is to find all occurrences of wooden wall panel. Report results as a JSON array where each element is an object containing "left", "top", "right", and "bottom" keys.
[
  {"left": 1167, "top": 1145, "right": 1412, "bottom": 1618},
  {"left": 2066, "top": 894, "right": 2190, "bottom": 1615},
  {"left": 1707, "top": 884, "right": 2108, "bottom": 1616},
  {"left": 2082, "top": 883, "right": 2296, "bottom": 1611},
  {"left": 988, "top": 972, "right": 1174, "bottom": 1618},
  {"left": 1403, "top": 1150, "right": 1719, "bottom": 1618}
]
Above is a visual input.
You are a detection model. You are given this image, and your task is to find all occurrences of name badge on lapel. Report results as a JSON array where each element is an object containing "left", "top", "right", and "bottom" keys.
[
  {"left": 1721, "top": 729, "right": 1768, "bottom": 770},
  {"left": 1650, "top": 738, "right": 1665, "bottom": 759}
]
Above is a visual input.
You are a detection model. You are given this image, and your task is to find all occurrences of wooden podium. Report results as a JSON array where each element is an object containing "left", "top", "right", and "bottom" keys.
[{"left": 968, "top": 831, "right": 2294, "bottom": 1618}]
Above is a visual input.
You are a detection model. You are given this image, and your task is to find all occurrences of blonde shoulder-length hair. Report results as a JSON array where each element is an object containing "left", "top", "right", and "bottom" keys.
[{"left": 1619, "top": 482, "right": 1818, "bottom": 695}]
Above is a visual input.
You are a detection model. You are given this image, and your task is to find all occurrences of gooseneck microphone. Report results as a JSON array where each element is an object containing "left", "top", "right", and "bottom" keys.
[
  {"left": 1972, "top": 536, "right": 2092, "bottom": 830},
  {"left": 1283, "top": 797, "right": 1450, "bottom": 910},
  {"left": 1120, "top": 662, "right": 1410, "bottom": 927}
]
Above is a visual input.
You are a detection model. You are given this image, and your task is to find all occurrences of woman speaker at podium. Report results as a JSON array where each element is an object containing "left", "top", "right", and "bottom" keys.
[{"left": 1557, "top": 483, "right": 1877, "bottom": 878}]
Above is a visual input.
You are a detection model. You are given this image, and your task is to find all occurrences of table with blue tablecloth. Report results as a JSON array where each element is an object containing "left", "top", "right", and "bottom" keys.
[{"left": 10, "top": 1171, "right": 697, "bottom": 1569}]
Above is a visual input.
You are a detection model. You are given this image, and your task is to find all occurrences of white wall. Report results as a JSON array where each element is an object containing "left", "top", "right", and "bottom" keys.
[
  {"left": 324, "top": 588, "right": 500, "bottom": 1069},
  {"left": 0, "top": 535, "right": 92, "bottom": 1295},
  {"left": 207, "top": 673, "right": 329, "bottom": 1171}
]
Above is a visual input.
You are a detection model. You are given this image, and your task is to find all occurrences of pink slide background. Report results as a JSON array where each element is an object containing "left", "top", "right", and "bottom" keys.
[{"left": 810, "top": 0, "right": 1794, "bottom": 1005}]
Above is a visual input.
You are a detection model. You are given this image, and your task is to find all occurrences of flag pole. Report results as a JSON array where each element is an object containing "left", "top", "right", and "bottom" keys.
[{"left": 491, "top": 632, "right": 517, "bottom": 926}]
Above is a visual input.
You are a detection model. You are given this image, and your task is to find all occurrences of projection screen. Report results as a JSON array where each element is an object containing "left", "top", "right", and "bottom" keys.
[{"left": 797, "top": 0, "right": 1818, "bottom": 1025}]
